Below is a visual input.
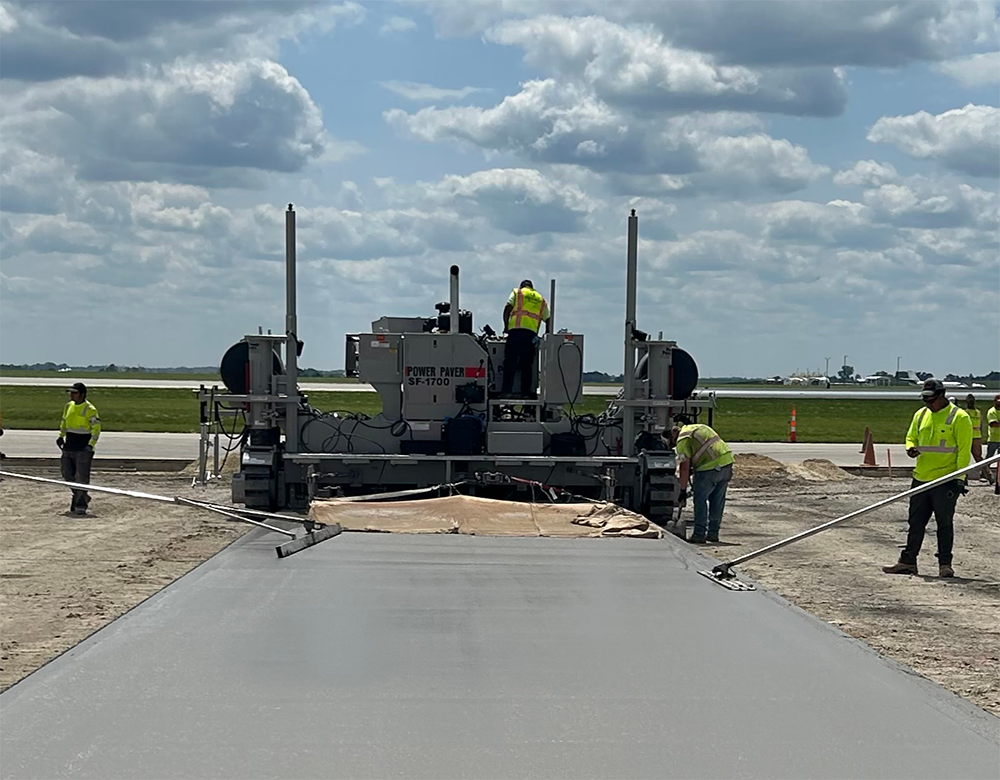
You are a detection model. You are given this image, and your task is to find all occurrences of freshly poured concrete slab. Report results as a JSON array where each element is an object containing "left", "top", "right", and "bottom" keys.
[{"left": 1, "top": 533, "right": 997, "bottom": 779}]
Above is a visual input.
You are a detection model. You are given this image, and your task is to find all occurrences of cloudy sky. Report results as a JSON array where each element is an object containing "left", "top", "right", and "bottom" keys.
[{"left": 1, "top": 0, "right": 998, "bottom": 377}]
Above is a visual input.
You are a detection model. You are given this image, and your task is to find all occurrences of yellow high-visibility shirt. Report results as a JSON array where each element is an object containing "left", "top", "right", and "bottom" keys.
[
  {"left": 987, "top": 407, "right": 1000, "bottom": 444},
  {"left": 675, "top": 424, "right": 734, "bottom": 472},
  {"left": 60, "top": 400, "right": 101, "bottom": 449},
  {"left": 966, "top": 407, "right": 983, "bottom": 440},
  {"left": 905, "top": 404, "right": 971, "bottom": 482},
  {"left": 506, "top": 287, "right": 549, "bottom": 334}
]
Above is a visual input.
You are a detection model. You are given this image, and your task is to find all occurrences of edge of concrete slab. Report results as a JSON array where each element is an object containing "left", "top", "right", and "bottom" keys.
[{"left": 687, "top": 541, "right": 1000, "bottom": 740}]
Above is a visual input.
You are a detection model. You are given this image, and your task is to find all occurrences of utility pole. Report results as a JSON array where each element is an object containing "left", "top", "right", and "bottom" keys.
[
  {"left": 843, "top": 355, "right": 849, "bottom": 383},
  {"left": 824, "top": 357, "right": 830, "bottom": 378},
  {"left": 896, "top": 356, "right": 902, "bottom": 376}
]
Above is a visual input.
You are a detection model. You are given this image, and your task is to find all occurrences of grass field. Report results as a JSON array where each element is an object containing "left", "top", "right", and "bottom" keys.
[
  {"left": 1, "top": 385, "right": 925, "bottom": 443},
  {"left": 0, "top": 369, "right": 359, "bottom": 383}
]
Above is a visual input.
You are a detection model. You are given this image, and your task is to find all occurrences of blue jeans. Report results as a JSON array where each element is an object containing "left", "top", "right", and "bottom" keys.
[
  {"left": 691, "top": 463, "right": 733, "bottom": 539},
  {"left": 988, "top": 441, "right": 1000, "bottom": 458}
]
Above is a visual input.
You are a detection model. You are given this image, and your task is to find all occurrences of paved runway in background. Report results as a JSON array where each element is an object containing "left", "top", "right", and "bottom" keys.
[
  {"left": 0, "top": 429, "right": 909, "bottom": 465},
  {"left": 1, "top": 375, "right": 958, "bottom": 399},
  {"left": 1, "top": 532, "right": 996, "bottom": 779}
]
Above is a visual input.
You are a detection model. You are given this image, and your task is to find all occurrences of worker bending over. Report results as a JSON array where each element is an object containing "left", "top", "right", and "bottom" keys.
[
  {"left": 668, "top": 415, "right": 734, "bottom": 544},
  {"left": 884, "top": 379, "right": 971, "bottom": 578},
  {"left": 57, "top": 382, "right": 101, "bottom": 516},
  {"left": 501, "top": 280, "right": 550, "bottom": 399}
]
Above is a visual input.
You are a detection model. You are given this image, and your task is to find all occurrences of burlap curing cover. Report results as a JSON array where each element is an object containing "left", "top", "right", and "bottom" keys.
[{"left": 309, "top": 495, "right": 661, "bottom": 538}]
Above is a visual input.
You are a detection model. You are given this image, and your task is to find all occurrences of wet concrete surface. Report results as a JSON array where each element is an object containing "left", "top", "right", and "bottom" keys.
[{"left": 1, "top": 532, "right": 997, "bottom": 779}]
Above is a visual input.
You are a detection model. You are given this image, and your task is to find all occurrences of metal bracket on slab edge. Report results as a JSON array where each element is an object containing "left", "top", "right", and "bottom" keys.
[{"left": 698, "top": 566, "right": 756, "bottom": 591}]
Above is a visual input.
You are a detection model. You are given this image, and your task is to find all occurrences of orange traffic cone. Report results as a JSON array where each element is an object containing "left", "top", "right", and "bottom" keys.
[
  {"left": 859, "top": 426, "right": 872, "bottom": 453},
  {"left": 861, "top": 434, "right": 877, "bottom": 467}
]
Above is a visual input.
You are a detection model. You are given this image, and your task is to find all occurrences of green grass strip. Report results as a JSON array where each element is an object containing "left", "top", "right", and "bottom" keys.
[{"left": 1, "top": 385, "right": 920, "bottom": 443}]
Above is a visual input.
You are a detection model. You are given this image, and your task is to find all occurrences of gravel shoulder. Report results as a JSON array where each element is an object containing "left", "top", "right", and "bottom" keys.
[
  {"left": 713, "top": 456, "right": 1000, "bottom": 716},
  {"left": 0, "top": 469, "right": 247, "bottom": 691}
]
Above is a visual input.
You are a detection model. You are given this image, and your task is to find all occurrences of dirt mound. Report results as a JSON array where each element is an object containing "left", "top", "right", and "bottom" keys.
[
  {"left": 733, "top": 454, "right": 851, "bottom": 487},
  {"left": 788, "top": 459, "right": 856, "bottom": 482},
  {"left": 732, "top": 453, "right": 789, "bottom": 486}
]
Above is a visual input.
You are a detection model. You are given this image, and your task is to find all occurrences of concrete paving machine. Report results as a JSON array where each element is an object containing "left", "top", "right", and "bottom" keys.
[{"left": 197, "top": 206, "right": 715, "bottom": 530}]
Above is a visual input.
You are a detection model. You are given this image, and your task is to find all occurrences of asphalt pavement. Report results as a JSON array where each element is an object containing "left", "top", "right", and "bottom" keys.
[{"left": 1, "top": 532, "right": 996, "bottom": 779}]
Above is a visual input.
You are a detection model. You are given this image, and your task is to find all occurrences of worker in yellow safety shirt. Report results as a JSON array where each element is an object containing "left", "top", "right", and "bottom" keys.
[
  {"left": 668, "top": 415, "right": 734, "bottom": 545},
  {"left": 501, "top": 280, "right": 550, "bottom": 399},
  {"left": 987, "top": 394, "right": 1000, "bottom": 460},
  {"left": 883, "top": 378, "right": 971, "bottom": 578},
  {"left": 57, "top": 382, "right": 101, "bottom": 516},
  {"left": 964, "top": 394, "right": 994, "bottom": 484}
]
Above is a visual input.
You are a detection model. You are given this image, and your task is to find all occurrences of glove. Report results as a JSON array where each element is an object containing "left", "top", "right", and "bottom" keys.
[
  {"left": 86, "top": 445, "right": 94, "bottom": 453},
  {"left": 532, "top": 335, "right": 540, "bottom": 347},
  {"left": 952, "top": 479, "right": 968, "bottom": 496},
  {"left": 56, "top": 437, "right": 65, "bottom": 450},
  {"left": 677, "top": 488, "right": 689, "bottom": 504}
]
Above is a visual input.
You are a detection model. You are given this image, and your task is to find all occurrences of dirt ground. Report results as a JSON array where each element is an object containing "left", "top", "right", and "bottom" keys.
[
  {"left": 0, "top": 468, "right": 247, "bottom": 692},
  {"left": 1, "top": 459, "right": 998, "bottom": 718},
  {"left": 719, "top": 455, "right": 1000, "bottom": 716}
]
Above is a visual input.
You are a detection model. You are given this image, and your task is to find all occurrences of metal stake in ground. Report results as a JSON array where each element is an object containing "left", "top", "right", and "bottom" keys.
[
  {"left": 702, "top": 453, "right": 1000, "bottom": 588},
  {"left": 0, "top": 470, "right": 341, "bottom": 558}
]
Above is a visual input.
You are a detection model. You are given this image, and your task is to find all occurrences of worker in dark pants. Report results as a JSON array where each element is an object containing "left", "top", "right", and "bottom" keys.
[
  {"left": 668, "top": 415, "right": 734, "bottom": 544},
  {"left": 57, "top": 382, "right": 102, "bottom": 516},
  {"left": 501, "top": 280, "right": 550, "bottom": 399},
  {"left": 884, "top": 379, "right": 972, "bottom": 578}
]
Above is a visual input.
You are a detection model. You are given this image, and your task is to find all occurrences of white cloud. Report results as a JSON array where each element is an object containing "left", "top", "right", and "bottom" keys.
[
  {"left": 421, "top": 167, "right": 597, "bottom": 234},
  {"left": 379, "top": 15, "right": 418, "bottom": 35},
  {"left": 380, "top": 80, "right": 488, "bottom": 102},
  {"left": 862, "top": 178, "right": 999, "bottom": 231},
  {"left": 485, "top": 15, "right": 847, "bottom": 116},
  {"left": 0, "top": 1, "right": 365, "bottom": 81},
  {"left": 748, "top": 199, "right": 886, "bottom": 248},
  {"left": 934, "top": 51, "right": 1000, "bottom": 86},
  {"left": 2, "top": 59, "right": 339, "bottom": 186},
  {"left": 388, "top": 81, "right": 826, "bottom": 195},
  {"left": 420, "top": 0, "right": 996, "bottom": 67},
  {"left": 867, "top": 104, "right": 1000, "bottom": 177},
  {"left": 833, "top": 160, "right": 900, "bottom": 188}
]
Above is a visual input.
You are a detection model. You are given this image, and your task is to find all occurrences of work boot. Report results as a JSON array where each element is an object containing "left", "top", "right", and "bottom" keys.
[
  {"left": 938, "top": 564, "right": 955, "bottom": 578},
  {"left": 688, "top": 535, "right": 707, "bottom": 545},
  {"left": 707, "top": 533, "right": 720, "bottom": 543},
  {"left": 882, "top": 561, "right": 918, "bottom": 575}
]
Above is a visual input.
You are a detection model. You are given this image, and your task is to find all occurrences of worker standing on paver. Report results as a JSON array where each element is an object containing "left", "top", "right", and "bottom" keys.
[
  {"left": 964, "top": 394, "right": 992, "bottom": 484},
  {"left": 668, "top": 415, "right": 734, "bottom": 545},
  {"left": 57, "top": 382, "right": 101, "bottom": 516},
  {"left": 501, "top": 280, "right": 550, "bottom": 399},
  {"left": 987, "top": 394, "right": 1000, "bottom": 460},
  {"left": 884, "top": 379, "right": 972, "bottom": 578}
]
